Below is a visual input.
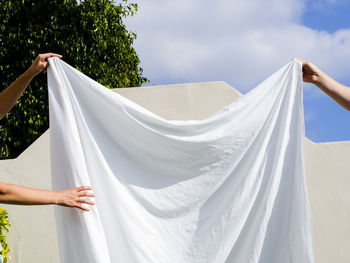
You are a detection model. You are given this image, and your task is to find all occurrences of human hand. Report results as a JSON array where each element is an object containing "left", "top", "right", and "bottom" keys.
[
  {"left": 55, "top": 186, "right": 95, "bottom": 211},
  {"left": 26, "top": 53, "right": 62, "bottom": 77},
  {"left": 294, "top": 58, "right": 322, "bottom": 84}
]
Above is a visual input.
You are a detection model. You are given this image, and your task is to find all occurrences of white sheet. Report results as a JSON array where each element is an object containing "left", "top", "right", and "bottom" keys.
[{"left": 47, "top": 57, "right": 314, "bottom": 263}]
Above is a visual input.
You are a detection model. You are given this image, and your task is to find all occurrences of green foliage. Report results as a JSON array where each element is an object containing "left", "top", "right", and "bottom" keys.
[
  {"left": 0, "top": 0, "right": 147, "bottom": 158},
  {"left": 0, "top": 208, "right": 10, "bottom": 262}
]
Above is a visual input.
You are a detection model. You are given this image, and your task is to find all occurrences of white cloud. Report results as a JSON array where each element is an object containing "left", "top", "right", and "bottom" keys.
[
  {"left": 125, "top": 0, "right": 350, "bottom": 92},
  {"left": 310, "top": 0, "right": 345, "bottom": 9}
]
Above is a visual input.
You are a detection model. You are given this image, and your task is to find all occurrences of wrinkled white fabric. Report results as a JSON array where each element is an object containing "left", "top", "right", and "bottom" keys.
[{"left": 47, "top": 57, "right": 314, "bottom": 263}]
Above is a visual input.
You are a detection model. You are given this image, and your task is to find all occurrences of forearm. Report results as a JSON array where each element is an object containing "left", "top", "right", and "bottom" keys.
[
  {"left": 0, "top": 182, "right": 58, "bottom": 205},
  {"left": 0, "top": 69, "right": 36, "bottom": 119},
  {"left": 314, "top": 72, "right": 350, "bottom": 111},
  {"left": 0, "top": 53, "right": 62, "bottom": 119}
]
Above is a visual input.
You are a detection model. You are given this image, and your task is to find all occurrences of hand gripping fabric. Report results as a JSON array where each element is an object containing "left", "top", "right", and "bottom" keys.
[{"left": 47, "top": 58, "right": 314, "bottom": 263}]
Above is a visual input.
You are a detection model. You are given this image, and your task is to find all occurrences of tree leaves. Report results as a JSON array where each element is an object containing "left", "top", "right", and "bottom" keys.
[
  {"left": 0, "top": 208, "right": 11, "bottom": 262},
  {"left": 0, "top": 0, "right": 147, "bottom": 159}
]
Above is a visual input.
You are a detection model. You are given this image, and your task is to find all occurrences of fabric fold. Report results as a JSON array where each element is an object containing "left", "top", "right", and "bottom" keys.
[{"left": 47, "top": 57, "right": 314, "bottom": 263}]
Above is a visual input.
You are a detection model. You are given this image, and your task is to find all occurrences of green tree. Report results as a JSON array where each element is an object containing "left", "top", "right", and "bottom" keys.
[
  {"left": 0, "top": 208, "right": 10, "bottom": 262},
  {"left": 0, "top": 0, "right": 147, "bottom": 159}
]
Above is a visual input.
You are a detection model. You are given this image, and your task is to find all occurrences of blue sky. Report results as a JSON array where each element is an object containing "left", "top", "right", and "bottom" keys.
[
  {"left": 125, "top": 0, "right": 350, "bottom": 142},
  {"left": 301, "top": 0, "right": 350, "bottom": 142},
  {"left": 302, "top": 0, "right": 350, "bottom": 33}
]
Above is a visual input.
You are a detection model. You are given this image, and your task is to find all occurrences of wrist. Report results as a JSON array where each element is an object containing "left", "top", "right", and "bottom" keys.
[
  {"left": 23, "top": 68, "right": 38, "bottom": 79},
  {"left": 52, "top": 191, "right": 61, "bottom": 205},
  {"left": 313, "top": 70, "right": 328, "bottom": 86}
]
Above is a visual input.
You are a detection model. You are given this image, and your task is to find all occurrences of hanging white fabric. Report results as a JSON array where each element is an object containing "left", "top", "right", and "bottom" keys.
[{"left": 47, "top": 57, "right": 314, "bottom": 263}]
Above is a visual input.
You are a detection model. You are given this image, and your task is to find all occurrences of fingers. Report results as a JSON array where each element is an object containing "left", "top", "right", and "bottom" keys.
[
  {"left": 293, "top": 57, "right": 305, "bottom": 64},
  {"left": 76, "top": 204, "right": 91, "bottom": 212},
  {"left": 57, "top": 185, "right": 96, "bottom": 211},
  {"left": 27, "top": 53, "right": 62, "bottom": 76},
  {"left": 73, "top": 197, "right": 95, "bottom": 211},
  {"left": 76, "top": 185, "right": 92, "bottom": 192},
  {"left": 78, "top": 191, "right": 95, "bottom": 198},
  {"left": 40, "top": 53, "right": 63, "bottom": 59},
  {"left": 75, "top": 186, "right": 94, "bottom": 198},
  {"left": 75, "top": 185, "right": 95, "bottom": 211},
  {"left": 78, "top": 198, "right": 95, "bottom": 206}
]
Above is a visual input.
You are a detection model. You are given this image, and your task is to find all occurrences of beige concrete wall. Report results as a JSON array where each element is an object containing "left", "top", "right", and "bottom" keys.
[
  {"left": 1, "top": 81, "right": 349, "bottom": 262},
  {"left": 305, "top": 140, "right": 350, "bottom": 263},
  {"left": 0, "top": 130, "right": 59, "bottom": 263}
]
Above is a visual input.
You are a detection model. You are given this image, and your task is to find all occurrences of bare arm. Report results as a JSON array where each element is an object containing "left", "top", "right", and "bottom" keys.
[
  {"left": 296, "top": 58, "right": 350, "bottom": 111},
  {"left": 313, "top": 71, "right": 350, "bottom": 111},
  {"left": 0, "top": 53, "right": 95, "bottom": 211},
  {"left": 0, "top": 182, "right": 95, "bottom": 211},
  {"left": 0, "top": 53, "right": 62, "bottom": 120}
]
